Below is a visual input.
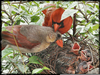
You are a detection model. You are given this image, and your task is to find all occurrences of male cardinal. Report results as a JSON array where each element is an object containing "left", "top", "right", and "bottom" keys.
[
  {"left": 42, "top": 4, "right": 57, "bottom": 27},
  {"left": 42, "top": 4, "right": 73, "bottom": 34},
  {"left": 1, "top": 25, "right": 63, "bottom": 53}
]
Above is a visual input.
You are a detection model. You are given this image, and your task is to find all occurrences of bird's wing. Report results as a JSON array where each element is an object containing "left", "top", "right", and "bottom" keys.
[
  {"left": 4, "top": 25, "right": 41, "bottom": 49},
  {"left": 58, "top": 16, "right": 73, "bottom": 34}
]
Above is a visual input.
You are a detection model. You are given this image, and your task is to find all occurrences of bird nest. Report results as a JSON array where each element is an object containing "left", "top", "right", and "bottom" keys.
[{"left": 29, "top": 36, "right": 99, "bottom": 74}]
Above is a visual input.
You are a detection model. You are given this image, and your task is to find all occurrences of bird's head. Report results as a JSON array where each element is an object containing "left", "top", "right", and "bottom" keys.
[{"left": 46, "top": 31, "right": 63, "bottom": 48}]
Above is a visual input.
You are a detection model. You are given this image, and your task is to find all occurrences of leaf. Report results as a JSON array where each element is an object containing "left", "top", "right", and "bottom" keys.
[
  {"left": 31, "top": 15, "right": 40, "bottom": 22},
  {"left": 92, "top": 24, "right": 99, "bottom": 31},
  {"left": 67, "top": 2, "right": 78, "bottom": 9},
  {"left": 15, "top": 19, "right": 21, "bottom": 25},
  {"left": 88, "top": 27, "right": 93, "bottom": 33},
  {"left": 87, "top": 4, "right": 93, "bottom": 7},
  {"left": 87, "top": 10, "right": 91, "bottom": 14},
  {"left": 32, "top": 68, "right": 43, "bottom": 74},
  {"left": 12, "top": 11, "right": 16, "bottom": 15},
  {"left": 32, "top": 66, "right": 50, "bottom": 74},
  {"left": 4, "top": 20, "right": 10, "bottom": 26},
  {"left": 43, "top": 67, "right": 50, "bottom": 70},
  {"left": 21, "top": 6, "right": 25, "bottom": 10},
  {"left": 2, "top": 47, "right": 13, "bottom": 58},
  {"left": 33, "top": 1, "right": 39, "bottom": 7},
  {"left": 96, "top": 5, "right": 99, "bottom": 9},
  {"left": 29, "top": 56, "right": 43, "bottom": 66},
  {"left": 12, "top": 5, "right": 18, "bottom": 8},
  {"left": 17, "top": 63, "right": 29, "bottom": 73},
  {"left": 61, "top": 9, "right": 78, "bottom": 20},
  {"left": 20, "top": 20, "right": 25, "bottom": 23}
]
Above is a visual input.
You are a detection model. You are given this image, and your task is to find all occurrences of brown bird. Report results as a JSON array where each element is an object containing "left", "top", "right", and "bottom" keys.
[{"left": 1, "top": 25, "right": 63, "bottom": 53}]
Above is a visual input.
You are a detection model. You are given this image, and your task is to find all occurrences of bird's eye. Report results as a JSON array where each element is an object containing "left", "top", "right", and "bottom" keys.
[
  {"left": 57, "top": 34, "right": 61, "bottom": 38},
  {"left": 84, "top": 66, "right": 88, "bottom": 69},
  {"left": 83, "top": 65, "right": 88, "bottom": 69},
  {"left": 87, "top": 55, "right": 90, "bottom": 57}
]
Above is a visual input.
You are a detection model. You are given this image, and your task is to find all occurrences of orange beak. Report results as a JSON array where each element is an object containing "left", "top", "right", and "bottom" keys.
[
  {"left": 71, "top": 42, "right": 80, "bottom": 55},
  {"left": 87, "top": 61, "right": 94, "bottom": 70},
  {"left": 80, "top": 50, "right": 87, "bottom": 61},
  {"left": 54, "top": 24, "right": 60, "bottom": 32},
  {"left": 56, "top": 39, "right": 63, "bottom": 47}
]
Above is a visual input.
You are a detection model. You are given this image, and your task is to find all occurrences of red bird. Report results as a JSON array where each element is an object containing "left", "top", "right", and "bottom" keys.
[
  {"left": 42, "top": 4, "right": 73, "bottom": 34},
  {"left": 1, "top": 25, "right": 63, "bottom": 53},
  {"left": 42, "top": 4, "right": 57, "bottom": 26}
]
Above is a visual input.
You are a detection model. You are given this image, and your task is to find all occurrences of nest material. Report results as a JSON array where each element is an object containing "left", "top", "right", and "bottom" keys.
[{"left": 30, "top": 37, "right": 99, "bottom": 74}]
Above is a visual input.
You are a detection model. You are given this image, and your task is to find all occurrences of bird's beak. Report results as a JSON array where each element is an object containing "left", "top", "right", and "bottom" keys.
[
  {"left": 71, "top": 42, "right": 80, "bottom": 55},
  {"left": 87, "top": 61, "right": 94, "bottom": 70},
  {"left": 54, "top": 24, "right": 60, "bottom": 32},
  {"left": 80, "top": 50, "right": 87, "bottom": 60},
  {"left": 56, "top": 39, "right": 63, "bottom": 47}
]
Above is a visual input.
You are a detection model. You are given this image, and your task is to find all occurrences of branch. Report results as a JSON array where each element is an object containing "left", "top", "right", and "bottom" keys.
[
  {"left": 76, "top": 9, "right": 89, "bottom": 23},
  {"left": 2, "top": 10, "right": 14, "bottom": 25},
  {"left": 2, "top": 20, "right": 11, "bottom": 26},
  {"left": 73, "top": 6, "right": 77, "bottom": 37}
]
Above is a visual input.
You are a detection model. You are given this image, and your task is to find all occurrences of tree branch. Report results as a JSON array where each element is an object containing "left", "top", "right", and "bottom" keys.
[
  {"left": 2, "top": 20, "right": 11, "bottom": 26},
  {"left": 76, "top": 9, "right": 89, "bottom": 23},
  {"left": 73, "top": 6, "right": 77, "bottom": 37},
  {"left": 2, "top": 10, "right": 14, "bottom": 25}
]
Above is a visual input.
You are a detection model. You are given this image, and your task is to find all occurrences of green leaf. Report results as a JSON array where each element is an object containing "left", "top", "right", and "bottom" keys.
[
  {"left": 88, "top": 27, "right": 93, "bottom": 33},
  {"left": 92, "top": 24, "right": 99, "bottom": 31},
  {"left": 31, "top": 15, "right": 40, "bottom": 22},
  {"left": 87, "top": 4, "right": 93, "bottom": 7},
  {"left": 32, "top": 66, "right": 50, "bottom": 74},
  {"left": 12, "top": 5, "right": 18, "bottom": 8},
  {"left": 61, "top": 9, "right": 78, "bottom": 20},
  {"left": 43, "top": 67, "right": 50, "bottom": 70},
  {"left": 12, "top": 11, "right": 16, "bottom": 15},
  {"left": 4, "top": 20, "right": 10, "bottom": 26},
  {"left": 21, "top": 6, "right": 25, "bottom": 10},
  {"left": 32, "top": 68, "right": 43, "bottom": 74},
  {"left": 87, "top": 10, "right": 91, "bottom": 14},
  {"left": 15, "top": 19, "right": 21, "bottom": 25},
  {"left": 29, "top": 56, "right": 43, "bottom": 66},
  {"left": 20, "top": 20, "right": 25, "bottom": 23},
  {"left": 33, "top": 1, "right": 39, "bottom": 7},
  {"left": 17, "top": 63, "right": 29, "bottom": 73},
  {"left": 67, "top": 2, "right": 78, "bottom": 9},
  {"left": 2, "top": 47, "right": 13, "bottom": 58},
  {"left": 96, "top": 5, "right": 99, "bottom": 9}
]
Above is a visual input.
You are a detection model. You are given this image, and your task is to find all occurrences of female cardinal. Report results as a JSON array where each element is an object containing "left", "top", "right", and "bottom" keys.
[
  {"left": 1, "top": 25, "right": 63, "bottom": 53},
  {"left": 42, "top": 4, "right": 73, "bottom": 34}
]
